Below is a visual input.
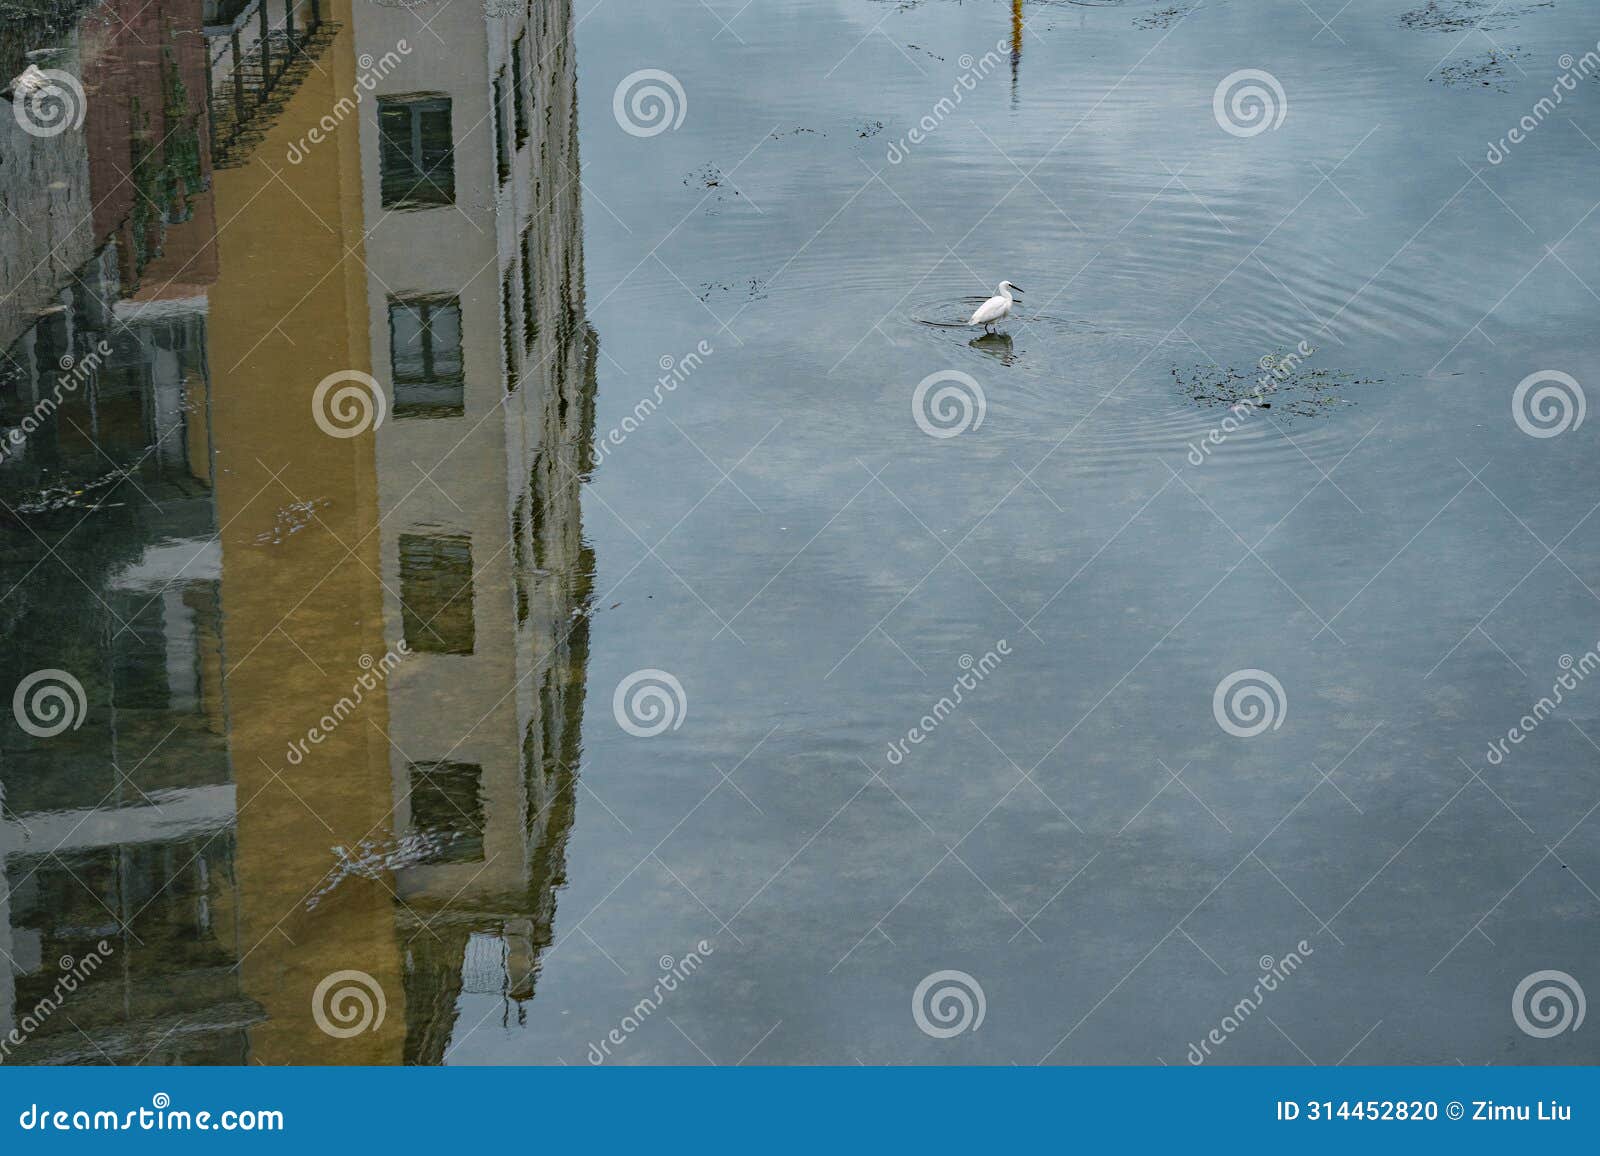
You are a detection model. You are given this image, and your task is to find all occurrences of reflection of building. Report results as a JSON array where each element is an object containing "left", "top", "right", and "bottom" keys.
[
  {"left": 0, "top": 0, "right": 376, "bottom": 1069},
  {"left": 1, "top": 0, "right": 233, "bottom": 1058},
  {"left": 84, "top": 0, "right": 217, "bottom": 297},
  {"left": 1, "top": 0, "right": 593, "bottom": 1065},
  {"left": 0, "top": 166, "right": 242, "bottom": 1065},
  {"left": 202, "top": 0, "right": 410, "bottom": 1065},
  {"left": 2, "top": 0, "right": 219, "bottom": 347},
  {"left": 354, "top": 0, "right": 594, "bottom": 1062},
  {"left": 1, "top": 11, "right": 94, "bottom": 350}
]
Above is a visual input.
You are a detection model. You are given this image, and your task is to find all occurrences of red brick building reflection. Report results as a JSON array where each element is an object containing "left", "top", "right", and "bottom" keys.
[{"left": 81, "top": 0, "right": 217, "bottom": 301}]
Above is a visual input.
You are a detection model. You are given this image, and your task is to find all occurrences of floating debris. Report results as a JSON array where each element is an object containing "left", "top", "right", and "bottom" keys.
[
  {"left": 684, "top": 162, "right": 729, "bottom": 189},
  {"left": 698, "top": 277, "right": 767, "bottom": 302},
  {"left": 769, "top": 126, "right": 823, "bottom": 138},
  {"left": 1134, "top": 5, "right": 1193, "bottom": 29},
  {"left": 254, "top": 497, "right": 332, "bottom": 546},
  {"left": 857, "top": 119, "right": 884, "bottom": 139},
  {"left": 8, "top": 468, "right": 130, "bottom": 517},
  {"left": 1431, "top": 48, "right": 1520, "bottom": 91},
  {"left": 1173, "top": 348, "right": 1380, "bottom": 419},
  {"left": 305, "top": 831, "right": 463, "bottom": 910},
  {"left": 683, "top": 163, "right": 743, "bottom": 213},
  {"left": 1400, "top": 0, "right": 1551, "bottom": 33}
]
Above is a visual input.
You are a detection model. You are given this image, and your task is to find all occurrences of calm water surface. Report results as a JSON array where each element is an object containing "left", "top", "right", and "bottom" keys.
[{"left": 2, "top": 0, "right": 1598, "bottom": 1065}]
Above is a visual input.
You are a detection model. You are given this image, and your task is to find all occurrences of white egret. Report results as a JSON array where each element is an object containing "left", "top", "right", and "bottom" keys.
[{"left": 969, "top": 280, "right": 1024, "bottom": 333}]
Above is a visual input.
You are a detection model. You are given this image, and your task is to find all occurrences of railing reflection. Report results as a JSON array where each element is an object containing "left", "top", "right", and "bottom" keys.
[{"left": 204, "top": 0, "right": 328, "bottom": 167}]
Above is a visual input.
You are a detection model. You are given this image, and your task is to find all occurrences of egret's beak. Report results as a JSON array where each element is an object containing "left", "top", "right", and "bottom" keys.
[{"left": 1010, "top": 285, "right": 1025, "bottom": 294}]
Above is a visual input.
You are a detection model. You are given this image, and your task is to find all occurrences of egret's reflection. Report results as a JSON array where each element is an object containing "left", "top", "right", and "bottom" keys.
[{"left": 970, "top": 331, "right": 1017, "bottom": 365}]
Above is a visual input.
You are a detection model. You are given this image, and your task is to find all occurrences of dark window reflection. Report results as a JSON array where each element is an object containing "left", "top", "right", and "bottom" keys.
[
  {"left": 493, "top": 70, "right": 510, "bottom": 186},
  {"left": 399, "top": 532, "right": 475, "bottom": 654},
  {"left": 377, "top": 95, "right": 455, "bottom": 209},
  {"left": 389, "top": 295, "right": 464, "bottom": 417},
  {"left": 501, "top": 269, "right": 518, "bottom": 386},
  {"left": 408, "top": 760, "right": 485, "bottom": 863},
  {"left": 512, "top": 33, "right": 530, "bottom": 148},
  {"left": 521, "top": 226, "right": 538, "bottom": 352},
  {"left": 513, "top": 491, "right": 530, "bottom": 625}
]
